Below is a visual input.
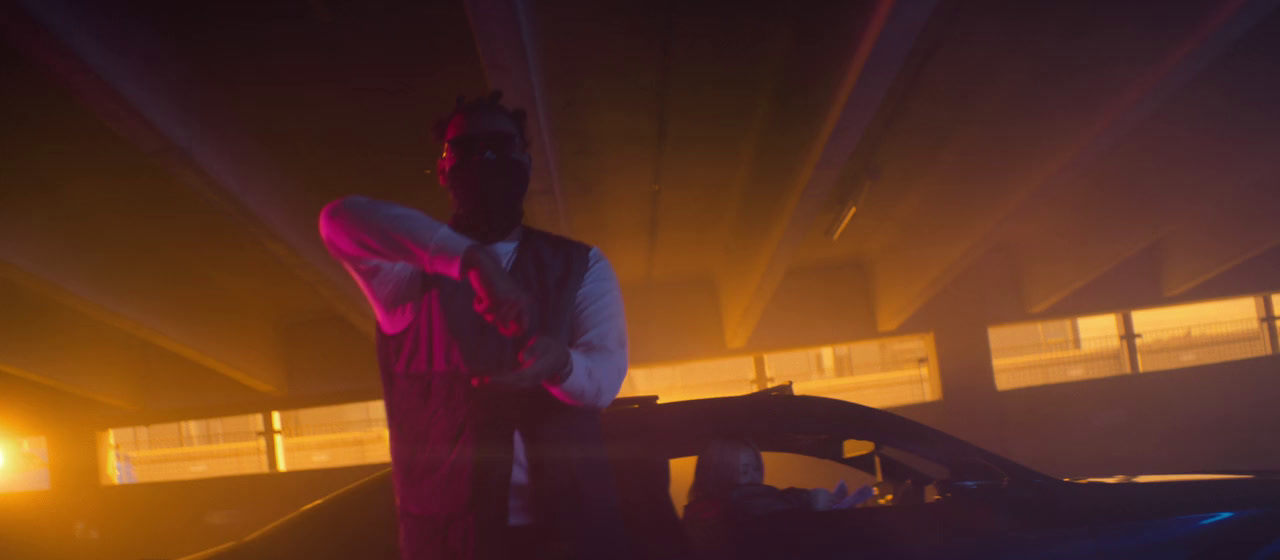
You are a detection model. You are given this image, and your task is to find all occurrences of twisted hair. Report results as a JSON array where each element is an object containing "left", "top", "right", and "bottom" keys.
[{"left": 432, "top": 90, "right": 530, "bottom": 148}]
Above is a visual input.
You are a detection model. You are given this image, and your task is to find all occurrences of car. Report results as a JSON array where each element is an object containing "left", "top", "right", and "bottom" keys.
[{"left": 180, "top": 390, "right": 1280, "bottom": 559}]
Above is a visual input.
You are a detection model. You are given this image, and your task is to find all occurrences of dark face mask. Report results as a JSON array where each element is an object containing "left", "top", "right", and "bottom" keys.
[{"left": 444, "top": 154, "right": 530, "bottom": 244}]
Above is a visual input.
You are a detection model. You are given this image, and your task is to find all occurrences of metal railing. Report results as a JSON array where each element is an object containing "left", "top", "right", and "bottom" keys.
[
  {"left": 112, "top": 431, "right": 269, "bottom": 483},
  {"left": 992, "top": 334, "right": 1129, "bottom": 391},
  {"left": 621, "top": 357, "right": 759, "bottom": 403},
  {"left": 617, "top": 375, "right": 757, "bottom": 403},
  {"left": 277, "top": 418, "right": 391, "bottom": 471},
  {"left": 991, "top": 312, "right": 1277, "bottom": 391},
  {"left": 1134, "top": 318, "right": 1270, "bottom": 373},
  {"left": 279, "top": 418, "right": 388, "bottom": 438},
  {"left": 790, "top": 364, "right": 936, "bottom": 409}
]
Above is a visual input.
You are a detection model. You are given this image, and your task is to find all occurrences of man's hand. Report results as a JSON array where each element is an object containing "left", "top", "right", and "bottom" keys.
[
  {"left": 461, "top": 245, "right": 528, "bottom": 337},
  {"left": 808, "top": 488, "right": 837, "bottom": 511},
  {"left": 826, "top": 481, "right": 875, "bottom": 510},
  {"left": 476, "top": 336, "right": 571, "bottom": 391}
]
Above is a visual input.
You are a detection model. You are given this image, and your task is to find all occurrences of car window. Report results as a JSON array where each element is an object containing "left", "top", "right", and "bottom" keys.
[
  {"left": 761, "top": 451, "right": 878, "bottom": 494},
  {"left": 669, "top": 452, "right": 877, "bottom": 516},
  {"left": 867, "top": 445, "right": 951, "bottom": 506},
  {"left": 669, "top": 456, "right": 698, "bottom": 514},
  {"left": 877, "top": 445, "right": 950, "bottom": 480}
]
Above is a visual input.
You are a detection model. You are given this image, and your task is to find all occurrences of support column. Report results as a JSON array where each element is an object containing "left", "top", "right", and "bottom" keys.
[
  {"left": 44, "top": 426, "right": 106, "bottom": 558},
  {"left": 932, "top": 321, "right": 999, "bottom": 405},
  {"left": 752, "top": 355, "right": 771, "bottom": 392},
  {"left": 929, "top": 315, "right": 1005, "bottom": 453},
  {"left": 1119, "top": 312, "right": 1142, "bottom": 373},
  {"left": 262, "top": 411, "right": 285, "bottom": 473},
  {"left": 1262, "top": 295, "right": 1280, "bottom": 355}
]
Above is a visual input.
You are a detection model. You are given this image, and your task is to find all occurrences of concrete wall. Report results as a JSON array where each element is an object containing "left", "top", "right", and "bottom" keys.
[{"left": 892, "top": 353, "right": 1280, "bottom": 479}]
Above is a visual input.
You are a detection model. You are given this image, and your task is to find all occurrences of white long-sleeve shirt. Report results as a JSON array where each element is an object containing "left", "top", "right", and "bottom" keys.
[{"left": 318, "top": 195, "right": 628, "bottom": 525}]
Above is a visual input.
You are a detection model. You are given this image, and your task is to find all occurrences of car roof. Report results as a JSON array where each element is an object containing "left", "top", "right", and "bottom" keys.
[{"left": 603, "top": 393, "right": 1050, "bottom": 483}]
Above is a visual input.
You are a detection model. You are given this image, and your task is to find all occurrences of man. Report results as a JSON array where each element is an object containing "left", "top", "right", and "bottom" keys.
[{"left": 319, "top": 91, "right": 630, "bottom": 560}]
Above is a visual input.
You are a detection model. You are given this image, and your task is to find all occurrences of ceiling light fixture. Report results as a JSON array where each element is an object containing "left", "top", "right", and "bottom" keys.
[
  {"left": 827, "top": 197, "right": 858, "bottom": 241},
  {"left": 828, "top": 178, "right": 871, "bottom": 241}
]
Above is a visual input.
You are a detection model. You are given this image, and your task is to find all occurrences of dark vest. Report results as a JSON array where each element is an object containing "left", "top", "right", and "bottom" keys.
[{"left": 376, "top": 228, "right": 626, "bottom": 560}]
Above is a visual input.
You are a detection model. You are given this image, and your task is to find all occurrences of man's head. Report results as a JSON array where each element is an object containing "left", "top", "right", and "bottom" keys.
[{"left": 433, "top": 91, "right": 532, "bottom": 243}]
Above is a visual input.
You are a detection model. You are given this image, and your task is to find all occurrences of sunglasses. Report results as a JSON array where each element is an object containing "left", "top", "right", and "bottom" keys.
[{"left": 442, "top": 132, "right": 521, "bottom": 160}]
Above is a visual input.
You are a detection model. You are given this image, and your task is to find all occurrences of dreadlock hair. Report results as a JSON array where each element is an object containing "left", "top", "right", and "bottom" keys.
[{"left": 432, "top": 90, "right": 530, "bottom": 149}]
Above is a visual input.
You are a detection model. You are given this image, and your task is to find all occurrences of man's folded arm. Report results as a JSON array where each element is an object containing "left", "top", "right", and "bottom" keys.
[
  {"left": 319, "top": 195, "right": 475, "bottom": 280},
  {"left": 318, "top": 195, "right": 476, "bottom": 333},
  {"left": 545, "top": 249, "right": 629, "bottom": 410}
]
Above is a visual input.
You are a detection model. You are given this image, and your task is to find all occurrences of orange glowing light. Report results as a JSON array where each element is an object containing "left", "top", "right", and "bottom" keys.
[{"left": 271, "top": 411, "right": 288, "bottom": 472}]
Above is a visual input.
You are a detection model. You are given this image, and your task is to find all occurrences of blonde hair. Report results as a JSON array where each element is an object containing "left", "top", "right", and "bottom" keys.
[{"left": 688, "top": 437, "right": 764, "bottom": 503}]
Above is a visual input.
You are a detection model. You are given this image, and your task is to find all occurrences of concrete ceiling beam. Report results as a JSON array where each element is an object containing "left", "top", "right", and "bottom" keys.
[
  {"left": 0, "top": 362, "right": 135, "bottom": 411},
  {"left": 0, "top": 0, "right": 374, "bottom": 336},
  {"left": 872, "top": 0, "right": 1280, "bottom": 332},
  {"left": 719, "top": 0, "right": 939, "bottom": 348},
  {"left": 0, "top": 259, "right": 282, "bottom": 395},
  {"left": 1163, "top": 187, "right": 1280, "bottom": 298},
  {"left": 464, "top": 0, "right": 571, "bottom": 235}
]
